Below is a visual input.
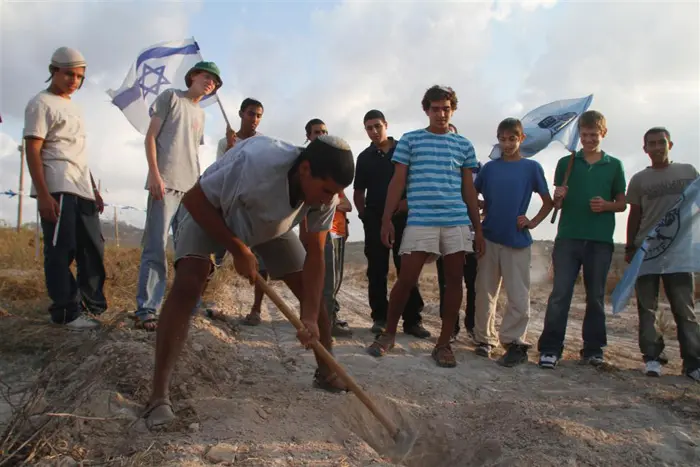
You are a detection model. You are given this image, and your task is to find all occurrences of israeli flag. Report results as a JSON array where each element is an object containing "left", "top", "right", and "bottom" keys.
[
  {"left": 611, "top": 177, "right": 700, "bottom": 315},
  {"left": 107, "top": 37, "right": 218, "bottom": 135},
  {"left": 489, "top": 95, "right": 594, "bottom": 160}
]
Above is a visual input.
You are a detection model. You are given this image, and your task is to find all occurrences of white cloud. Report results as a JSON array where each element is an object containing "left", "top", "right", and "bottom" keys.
[{"left": 1, "top": 0, "right": 698, "bottom": 246}]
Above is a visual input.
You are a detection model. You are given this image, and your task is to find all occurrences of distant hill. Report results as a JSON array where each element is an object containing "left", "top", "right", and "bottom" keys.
[{"left": 20, "top": 220, "right": 159, "bottom": 249}]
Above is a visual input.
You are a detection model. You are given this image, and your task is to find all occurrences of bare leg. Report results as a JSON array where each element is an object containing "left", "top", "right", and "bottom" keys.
[
  {"left": 385, "top": 252, "right": 429, "bottom": 335},
  {"left": 282, "top": 271, "right": 346, "bottom": 391},
  {"left": 438, "top": 252, "right": 465, "bottom": 346},
  {"left": 149, "top": 258, "right": 210, "bottom": 404},
  {"left": 244, "top": 270, "right": 268, "bottom": 325}
]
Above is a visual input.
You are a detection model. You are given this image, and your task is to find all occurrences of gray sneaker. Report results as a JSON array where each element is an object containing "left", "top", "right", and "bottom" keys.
[
  {"left": 645, "top": 360, "right": 662, "bottom": 377},
  {"left": 686, "top": 368, "right": 700, "bottom": 382},
  {"left": 63, "top": 315, "right": 100, "bottom": 331}
]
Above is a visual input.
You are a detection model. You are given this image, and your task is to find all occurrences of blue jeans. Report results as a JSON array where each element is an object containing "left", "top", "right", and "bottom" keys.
[
  {"left": 537, "top": 238, "right": 614, "bottom": 358},
  {"left": 135, "top": 190, "right": 189, "bottom": 319}
]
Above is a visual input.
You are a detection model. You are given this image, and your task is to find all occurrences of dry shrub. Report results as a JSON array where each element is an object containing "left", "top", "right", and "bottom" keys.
[{"left": 0, "top": 227, "right": 243, "bottom": 465}]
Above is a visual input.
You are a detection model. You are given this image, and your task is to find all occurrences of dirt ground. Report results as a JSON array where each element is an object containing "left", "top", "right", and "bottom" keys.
[{"left": 1, "top": 248, "right": 699, "bottom": 466}]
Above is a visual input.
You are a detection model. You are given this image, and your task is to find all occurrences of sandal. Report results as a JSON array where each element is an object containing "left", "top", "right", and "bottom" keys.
[
  {"left": 367, "top": 332, "right": 395, "bottom": 358},
  {"left": 312, "top": 369, "right": 349, "bottom": 393},
  {"left": 133, "top": 313, "right": 158, "bottom": 332},
  {"left": 143, "top": 398, "right": 175, "bottom": 430},
  {"left": 432, "top": 344, "right": 457, "bottom": 368},
  {"left": 242, "top": 311, "right": 262, "bottom": 326}
]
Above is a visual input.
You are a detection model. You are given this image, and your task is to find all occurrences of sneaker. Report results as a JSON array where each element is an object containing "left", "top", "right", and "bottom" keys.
[
  {"left": 645, "top": 360, "right": 662, "bottom": 377},
  {"left": 63, "top": 315, "right": 100, "bottom": 331},
  {"left": 538, "top": 353, "right": 558, "bottom": 369},
  {"left": 331, "top": 322, "right": 353, "bottom": 337},
  {"left": 474, "top": 343, "right": 493, "bottom": 358},
  {"left": 498, "top": 343, "right": 530, "bottom": 368},
  {"left": 404, "top": 323, "right": 431, "bottom": 339},
  {"left": 370, "top": 320, "right": 386, "bottom": 335},
  {"left": 580, "top": 350, "right": 604, "bottom": 367},
  {"left": 686, "top": 368, "right": 700, "bottom": 382}
]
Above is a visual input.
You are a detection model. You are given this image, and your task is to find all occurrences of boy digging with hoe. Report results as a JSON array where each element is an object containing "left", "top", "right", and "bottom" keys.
[{"left": 144, "top": 134, "right": 355, "bottom": 429}]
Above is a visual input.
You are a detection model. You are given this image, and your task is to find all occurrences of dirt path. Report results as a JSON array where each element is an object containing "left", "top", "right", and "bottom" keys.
[{"left": 1, "top": 265, "right": 699, "bottom": 466}]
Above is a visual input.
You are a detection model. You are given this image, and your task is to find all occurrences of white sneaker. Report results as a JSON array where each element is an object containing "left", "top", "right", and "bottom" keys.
[
  {"left": 64, "top": 315, "right": 100, "bottom": 331},
  {"left": 645, "top": 360, "right": 662, "bottom": 377}
]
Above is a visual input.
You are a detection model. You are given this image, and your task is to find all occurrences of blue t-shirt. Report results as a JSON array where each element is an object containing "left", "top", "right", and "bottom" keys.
[
  {"left": 475, "top": 158, "right": 549, "bottom": 248},
  {"left": 392, "top": 129, "right": 478, "bottom": 227}
]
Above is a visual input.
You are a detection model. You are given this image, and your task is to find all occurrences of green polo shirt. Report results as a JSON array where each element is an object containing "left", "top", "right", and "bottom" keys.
[{"left": 554, "top": 150, "right": 626, "bottom": 244}]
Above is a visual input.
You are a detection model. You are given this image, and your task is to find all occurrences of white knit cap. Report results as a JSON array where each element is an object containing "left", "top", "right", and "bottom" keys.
[{"left": 50, "top": 47, "right": 86, "bottom": 68}]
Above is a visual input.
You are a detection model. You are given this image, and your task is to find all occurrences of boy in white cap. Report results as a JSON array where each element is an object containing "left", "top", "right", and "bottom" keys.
[
  {"left": 133, "top": 61, "right": 223, "bottom": 331},
  {"left": 143, "top": 134, "right": 355, "bottom": 429},
  {"left": 24, "top": 47, "right": 107, "bottom": 329}
]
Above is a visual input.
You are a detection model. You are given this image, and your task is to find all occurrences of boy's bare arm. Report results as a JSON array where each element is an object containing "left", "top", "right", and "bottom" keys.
[
  {"left": 591, "top": 193, "right": 627, "bottom": 213},
  {"left": 337, "top": 194, "right": 352, "bottom": 213},
  {"left": 300, "top": 230, "right": 327, "bottom": 325},
  {"left": 181, "top": 183, "right": 249, "bottom": 261},
  {"left": 608, "top": 193, "right": 627, "bottom": 212},
  {"left": 529, "top": 192, "right": 554, "bottom": 228},
  {"left": 461, "top": 168, "right": 482, "bottom": 233},
  {"left": 145, "top": 116, "right": 164, "bottom": 200},
  {"left": 381, "top": 164, "right": 408, "bottom": 223},
  {"left": 352, "top": 190, "right": 365, "bottom": 218},
  {"left": 25, "top": 137, "right": 50, "bottom": 199},
  {"left": 625, "top": 203, "right": 642, "bottom": 262}
]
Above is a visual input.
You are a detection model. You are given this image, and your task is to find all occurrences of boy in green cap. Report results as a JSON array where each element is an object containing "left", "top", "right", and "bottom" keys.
[{"left": 133, "top": 61, "right": 223, "bottom": 331}]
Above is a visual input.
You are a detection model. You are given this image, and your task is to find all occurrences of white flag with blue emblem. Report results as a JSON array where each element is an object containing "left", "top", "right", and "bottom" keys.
[
  {"left": 489, "top": 95, "right": 594, "bottom": 160},
  {"left": 107, "top": 37, "right": 218, "bottom": 135},
  {"left": 611, "top": 177, "right": 700, "bottom": 315}
]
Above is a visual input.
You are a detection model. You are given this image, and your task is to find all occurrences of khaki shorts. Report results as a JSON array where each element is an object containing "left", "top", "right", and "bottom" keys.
[
  {"left": 398, "top": 225, "right": 473, "bottom": 262},
  {"left": 173, "top": 208, "right": 305, "bottom": 280}
]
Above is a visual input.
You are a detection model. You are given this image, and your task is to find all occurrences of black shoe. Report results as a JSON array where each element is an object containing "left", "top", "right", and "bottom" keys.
[
  {"left": 404, "top": 323, "right": 431, "bottom": 339},
  {"left": 371, "top": 320, "right": 386, "bottom": 335},
  {"left": 498, "top": 343, "right": 530, "bottom": 368},
  {"left": 475, "top": 343, "right": 493, "bottom": 358},
  {"left": 579, "top": 349, "right": 604, "bottom": 367},
  {"left": 331, "top": 321, "right": 353, "bottom": 337}
]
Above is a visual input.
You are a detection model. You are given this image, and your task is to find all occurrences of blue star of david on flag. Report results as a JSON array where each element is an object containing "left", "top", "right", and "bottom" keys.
[
  {"left": 107, "top": 38, "right": 219, "bottom": 135},
  {"left": 137, "top": 63, "right": 171, "bottom": 99}
]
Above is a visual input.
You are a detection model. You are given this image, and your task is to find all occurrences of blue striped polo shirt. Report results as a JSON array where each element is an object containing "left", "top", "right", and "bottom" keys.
[{"left": 392, "top": 129, "right": 478, "bottom": 227}]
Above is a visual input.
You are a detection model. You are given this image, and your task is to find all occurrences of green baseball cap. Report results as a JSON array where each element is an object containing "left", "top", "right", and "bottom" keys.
[{"left": 185, "top": 61, "right": 223, "bottom": 92}]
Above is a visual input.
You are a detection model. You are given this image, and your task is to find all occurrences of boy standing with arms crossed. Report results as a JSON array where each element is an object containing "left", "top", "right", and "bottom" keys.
[
  {"left": 625, "top": 127, "right": 700, "bottom": 381},
  {"left": 472, "top": 118, "right": 553, "bottom": 366},
  {"left": 24, "top": 47, "right": 107, "bottom": 329},
  {"left": 134, "top": 62, "right": 223, "bottom": 330},
  {"left": 537, "top": 111, "right": 627, "bottom": 368},
  {"left": 367, "top": 85, "right": 484, "bottom": 368}
]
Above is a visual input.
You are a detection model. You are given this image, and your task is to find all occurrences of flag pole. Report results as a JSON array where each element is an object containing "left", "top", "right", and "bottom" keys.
[
  {"left": 194, "top": 37, "right": 232, "bottom": 130},
  {"left": 550, "top": 150, "right": 576, "bottom": 223},
  {"left": 217, "top": 98, "right": 232, "bottom": 130}
]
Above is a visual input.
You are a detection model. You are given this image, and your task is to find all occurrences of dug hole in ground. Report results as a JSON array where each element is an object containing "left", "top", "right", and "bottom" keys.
[{"left": 0, "top": 228, "right": 699, "bottom": 466}]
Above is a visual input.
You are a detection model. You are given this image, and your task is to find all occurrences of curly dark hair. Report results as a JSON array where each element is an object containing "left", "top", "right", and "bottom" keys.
[{"left": 421, "top": 85, "right": 458, "bottom": 111}]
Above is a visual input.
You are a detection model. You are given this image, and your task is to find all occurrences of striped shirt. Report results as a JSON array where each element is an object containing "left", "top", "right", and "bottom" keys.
[{"left": 392, "top": 129, "right": 477, "bottom": 227}]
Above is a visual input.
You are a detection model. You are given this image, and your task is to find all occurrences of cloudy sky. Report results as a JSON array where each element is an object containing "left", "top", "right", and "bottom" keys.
[{"left": 1, "top": 0, "right": 698, "bottom": 244}]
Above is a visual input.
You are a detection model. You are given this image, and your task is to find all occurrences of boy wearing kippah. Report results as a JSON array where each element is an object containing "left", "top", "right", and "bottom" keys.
[{"left": 144, "top": 134, "right": 356, "bottom": 429}]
